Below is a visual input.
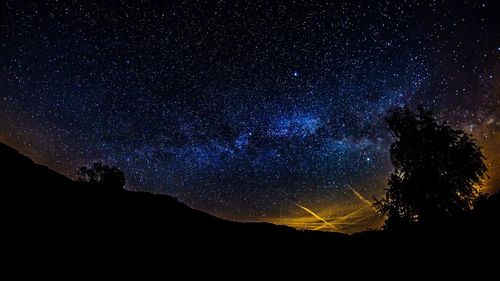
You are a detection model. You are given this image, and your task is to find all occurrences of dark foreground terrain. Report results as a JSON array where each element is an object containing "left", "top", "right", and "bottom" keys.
[{"left": 3, "top": 142, "right": 499, "bottom": 278}]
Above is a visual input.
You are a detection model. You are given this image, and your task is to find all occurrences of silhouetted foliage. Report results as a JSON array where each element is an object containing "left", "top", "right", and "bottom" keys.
[
  {"left": 77, "top": 162, "right": 126, "bottom": 190},
  {"left": 375, "top": 107, "right": 487, "bottom": 229}
]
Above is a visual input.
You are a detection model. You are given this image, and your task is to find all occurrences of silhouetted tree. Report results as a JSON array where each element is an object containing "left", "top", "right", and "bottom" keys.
[
  {"left": 77, "top": 162, "right": 126, "bottom": 190},
  {"left": 375, "top": 107, "right": 487, "bottom": 229}
]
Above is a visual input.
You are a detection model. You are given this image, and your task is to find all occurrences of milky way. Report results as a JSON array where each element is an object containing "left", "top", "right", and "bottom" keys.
[{"left": 1, "top": 0, "right": 499, "bottom": 231}]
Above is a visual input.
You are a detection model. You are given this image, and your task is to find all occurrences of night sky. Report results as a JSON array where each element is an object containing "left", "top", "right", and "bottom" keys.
[{"left": 1, "top": 0, "right": 499, "bottom": 232}]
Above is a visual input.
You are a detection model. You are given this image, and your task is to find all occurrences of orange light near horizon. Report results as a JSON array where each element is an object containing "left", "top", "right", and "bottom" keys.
[
  {"left": 270, "top": 188, "right": 384, "bottom": 233},
  {"left": 295, "top": 203, "right": 340, "bottom": 231},
  {"left": 348, "top": 186, "right": 377, "bottom": 212}
]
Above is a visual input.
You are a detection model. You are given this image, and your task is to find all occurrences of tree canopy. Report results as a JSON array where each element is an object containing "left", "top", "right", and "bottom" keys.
[
  {"left": 375, "top": 107, "right": 487, "bottom": 229},
  {"left": 77, "top": 162, "right": 126, "bottom": 191}
]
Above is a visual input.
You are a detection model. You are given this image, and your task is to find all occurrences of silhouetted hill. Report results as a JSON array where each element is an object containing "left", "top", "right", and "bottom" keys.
[{"left": 2, "top": 142, "right": 500, "bottom": 278}]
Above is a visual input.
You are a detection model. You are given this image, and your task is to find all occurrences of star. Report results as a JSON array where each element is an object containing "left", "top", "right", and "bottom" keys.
[{"left": 1, "top": 0, "right": 498, "bottom": 233}]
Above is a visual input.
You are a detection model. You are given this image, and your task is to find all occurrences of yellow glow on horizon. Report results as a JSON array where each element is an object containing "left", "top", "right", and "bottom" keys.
[
  {"left": 348, "top": 186, "right": 377, "bottom": 212},
  {"left": 295, "top": 203, "right": 340, "bottom": 231},
  {"left": 268, "top": 188, "right": 385, "bottom": 234},
  {"left": 313, "top": 206, "right": 370, "bottom": 231}
]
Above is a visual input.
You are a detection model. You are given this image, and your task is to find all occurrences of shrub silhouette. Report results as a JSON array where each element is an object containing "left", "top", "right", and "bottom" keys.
[
  {"left": 77, "top": 162, "right": 126, "bottom": 190},
  {"left": 375, "top": 107, "right": 487, "bottom": 229}
]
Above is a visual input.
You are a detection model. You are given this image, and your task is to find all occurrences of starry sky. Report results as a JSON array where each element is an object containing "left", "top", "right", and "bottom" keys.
[{"left": 1, "top": 0, "right": 499, "bottom": 232}]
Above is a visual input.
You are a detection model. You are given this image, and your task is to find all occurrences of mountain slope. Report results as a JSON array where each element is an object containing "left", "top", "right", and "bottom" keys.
[
  {"left": 3, "top": 142, "right": 352, "bottom": 277},
  {"left": 3, "top": 142, "right": 500, "bottom": 278},
  {"left": 2, "top": 142, "right": 338, "bottom": 239}
]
